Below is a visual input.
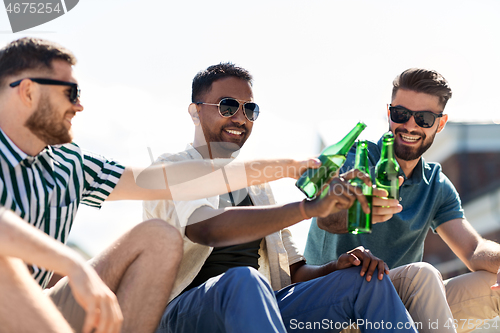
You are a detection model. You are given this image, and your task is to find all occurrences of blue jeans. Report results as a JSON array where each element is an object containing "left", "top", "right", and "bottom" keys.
[{"left": 156, "top": 266, "right": 418, "bottom": 333}]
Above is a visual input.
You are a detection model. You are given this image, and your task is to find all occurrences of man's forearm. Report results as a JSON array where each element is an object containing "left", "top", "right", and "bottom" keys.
[
  {"left": 317, "top": 211, "right": 349, "bottom": 234},
  {"left": 0, "top": 207, "right": 85, "bottom": 277},
  {"left": 469, "top": 239, "right": 500, "bottom": 273},
  {"left": 290, "top": 261, "right": 337, "bottom": 283},
  {"left": 244, "top": 159, "right": 307, "bottom": 186},
  {"left": 186, "top": 202, "right": 305, "bottom": 247},
  {"left": 113, "top": 158, "right": 311, "bottom": 201}
]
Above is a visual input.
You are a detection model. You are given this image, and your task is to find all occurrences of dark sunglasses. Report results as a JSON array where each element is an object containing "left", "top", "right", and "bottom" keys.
[
  {"left": 389, "top": 105, "right": 443, "bottom": 128},
  {"left": 10, "top": 78, "right": 81, "bottom": 104},
  {"left": 196, "top": 97, "right": 259, "bottom": 122}
]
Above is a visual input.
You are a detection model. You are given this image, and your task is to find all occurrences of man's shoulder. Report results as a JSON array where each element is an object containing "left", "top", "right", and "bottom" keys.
[
  {"left": 421, "top": 159, "right": 458, "bottom": 190},
  {"left": 51, "top": 142, "right": 81, "bottom": 152},
  {"left": 49, "top": 142, "right": 84, "bottom": 160},
  {"left": 422, "top": 159, "right": 446, "bottom": 178}
]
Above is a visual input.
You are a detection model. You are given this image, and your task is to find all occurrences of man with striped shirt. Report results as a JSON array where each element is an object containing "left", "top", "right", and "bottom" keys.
[
  {"left": 0, "top": 37, "right": 184, "bottom": 333},
  {"left": 0, "top": 38, "right": 320, "bottom": 333}
]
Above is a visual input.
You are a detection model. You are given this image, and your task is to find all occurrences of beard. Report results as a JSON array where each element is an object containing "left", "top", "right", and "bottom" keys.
[
  {"left": 393, "top": 127, "right": 438, "bottom": 161},
  {"left": 200, "top": 122, "right": 248, "bottom": 159},
  {"left": 25, "top": 95, "right": 74, "bottom": 145}
]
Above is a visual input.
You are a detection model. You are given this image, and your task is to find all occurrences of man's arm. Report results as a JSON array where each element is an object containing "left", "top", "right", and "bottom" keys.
[
  {"left": 185, "top": 169, "right": 372, "bottom": 247},
  {"left": 290, "top": 247, "right": 390, "bottom": 283},
  {"left": 107, "top": 158, "right": 319, "bottom": 201},
  {"left": 436, "top": 218, "right": 500, "bottom": 290},
  {"left": 0, "top": 207, "right": 122, "bottom": 333}
]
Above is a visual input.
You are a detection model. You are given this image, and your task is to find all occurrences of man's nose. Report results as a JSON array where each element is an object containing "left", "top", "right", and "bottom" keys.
[
  {"left": 403, "top": 114, "right": 419, "bottom": 130},
  {"left": 232, "top": 105, "right": 247, "bottom": 125}
]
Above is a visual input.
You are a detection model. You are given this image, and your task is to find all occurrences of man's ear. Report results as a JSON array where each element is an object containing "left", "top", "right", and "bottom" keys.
[
  {"left": 188, "top": 103, "right": 200, "bottom": 126},
  {"left": 437, "top": 114, "right": 448, "bottom": 133},
  {"left": 17, "top": 79, "right": 37, "bottom": 108}
]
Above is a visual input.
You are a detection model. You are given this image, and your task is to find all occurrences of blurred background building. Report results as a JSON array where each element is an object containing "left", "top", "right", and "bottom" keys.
[{"left": 422, "top": 121, "right": 500, "bottom": 332}]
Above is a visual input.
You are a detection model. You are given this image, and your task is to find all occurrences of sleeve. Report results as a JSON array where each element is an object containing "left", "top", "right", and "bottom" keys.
[
  {"left": 80, "top": 150, "right": 126, "bottom": 208},
  {"left": 142, "top": 150, "right": 219, "bottom": 236},
  {"left": 282, "top": 228, "right": 305, "bottom": 265},
  {"left": 171, "top": 197, "right": 218, "bottom": 230},
  {"left": 431, "top": 173, "right": 465, "bottom": 230}
]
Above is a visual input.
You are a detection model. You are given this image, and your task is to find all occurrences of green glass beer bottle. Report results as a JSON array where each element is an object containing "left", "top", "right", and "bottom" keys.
[
  {"left": 348, "top": 141, "right": 372, "bottom": 234},
  {"left": 296, "top": 122, "right": 367, "bottom": 198},
  {"left": 375, "top": 132, "right": 400, "bottom": 200}
]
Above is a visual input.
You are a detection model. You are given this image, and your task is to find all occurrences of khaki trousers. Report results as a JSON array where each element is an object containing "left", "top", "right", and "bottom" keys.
[
  {"left": 342, "top": 262, "right": 499, "bottom": 333},
  {"left": 45, "top": 277, "right": 86, "bottom": 333}
]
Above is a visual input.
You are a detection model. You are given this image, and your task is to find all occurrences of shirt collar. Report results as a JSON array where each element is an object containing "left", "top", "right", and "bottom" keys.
[
  {"left": 185, "top": 143, "right": 203, "bottom": 160},
  {"left": 0, "top": 127, "right": 52, "bottom": 168},
  {"left": 0, "top": 127, "right": 28, "bottom": 168}
]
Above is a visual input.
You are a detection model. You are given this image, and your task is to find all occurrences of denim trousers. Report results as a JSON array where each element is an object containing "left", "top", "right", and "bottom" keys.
[{"left": 155, "top": 266, "right": 418, "bottom": 333}]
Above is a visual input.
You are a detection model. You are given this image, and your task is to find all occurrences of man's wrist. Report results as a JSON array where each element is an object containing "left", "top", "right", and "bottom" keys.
[
  {"left": 58, "top": 251, "right": 86, "bottom": 279},
  {"left": 299, "top": 199, "right": 310, "bottom": 220}
]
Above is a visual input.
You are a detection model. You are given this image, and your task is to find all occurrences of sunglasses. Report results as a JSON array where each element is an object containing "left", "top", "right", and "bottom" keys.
[
  {"left": 196, "top": 97, "right": 260, "bottom": 122},
  {"left": 389, "top": 105, "right": 443, "bottom": 128},
  {"left": 10, "top": 78, "right": 81, "bottom": 104}
]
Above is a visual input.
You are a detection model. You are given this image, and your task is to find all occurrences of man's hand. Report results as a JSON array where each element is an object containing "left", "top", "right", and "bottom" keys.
[
  {"left": 304, "top": 168, "right": 372, "bottom": 217},
  {"left": 286, "top": 158, "right": 321, "bottom": 180},
  {"left": 490, "top": 267, "right": 500, "bottom": 291},
  {"left": 67, "top": 262, "right": 123, "bottom": 333},
  {"left": 372, "top": 176, "right": 404, "bottom": 223},
  {"left": 334, "top": 246, "right": 389, "bottom": 281}
]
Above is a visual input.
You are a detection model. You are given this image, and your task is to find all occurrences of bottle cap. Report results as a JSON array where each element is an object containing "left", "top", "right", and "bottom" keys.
[{"left": 383, "top": 131, "right": 395, "bottom": 141}]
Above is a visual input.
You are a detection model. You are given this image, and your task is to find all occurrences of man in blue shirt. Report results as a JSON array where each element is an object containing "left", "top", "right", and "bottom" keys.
[{"left": 305, "top": 68, "right": 500, "bottom": 333}]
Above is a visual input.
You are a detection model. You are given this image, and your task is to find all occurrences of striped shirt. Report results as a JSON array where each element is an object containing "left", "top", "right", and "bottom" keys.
[{"left": 0, "top": 128, "right": 125, "bottom": 288}]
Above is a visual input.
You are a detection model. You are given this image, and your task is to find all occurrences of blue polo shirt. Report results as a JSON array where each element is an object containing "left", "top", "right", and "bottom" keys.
[{"left": 304, "top": 138, "right": 465, "bottom": 269}]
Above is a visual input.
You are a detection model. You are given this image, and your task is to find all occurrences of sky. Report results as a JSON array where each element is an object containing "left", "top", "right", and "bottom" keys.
[{"left": 1, "top": 0, "right": 499, "bottom": 256}]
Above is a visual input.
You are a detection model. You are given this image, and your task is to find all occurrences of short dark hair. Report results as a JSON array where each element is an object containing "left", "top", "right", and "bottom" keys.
[
  {"left": 392, "top": 68, "right": 452, "bottom": 108},
  {"left": 0, "top": 37, "right": 76, "bottom": 88},
  {"left": 192, "top": 62, "right": 253, "bottom": 103}
]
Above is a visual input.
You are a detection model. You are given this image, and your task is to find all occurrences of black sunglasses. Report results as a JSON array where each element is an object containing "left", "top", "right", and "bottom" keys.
[
  {"left": 196, "top": 97, "right": 260, "bottom": 122},
  {"left": 389, "top": 105, "right": 443, "bottom": 128},
  {"left": 10, "top": 78, "right": 81, "bottom": 104}
]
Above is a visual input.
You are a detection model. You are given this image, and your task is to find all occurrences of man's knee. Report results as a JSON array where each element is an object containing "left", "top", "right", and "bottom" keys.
[
  {"left": 390, "top": 262, "right": 445, "bottom": 302},
  {"left": 397, "top": 262, "right": 444, "bottom": 285},
  {"left": 325, "top": 266, "right": 392, "bottom": 286},
  {"left": 322, "top": 266, "right": 394, "bottom": 292},
  {"left": 130, "top": 219, "right": 183, "bottom": 255}
]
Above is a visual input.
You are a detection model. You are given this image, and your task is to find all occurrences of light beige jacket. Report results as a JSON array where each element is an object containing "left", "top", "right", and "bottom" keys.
[{"left": 143, "top": 145, "right": 305, "bottom": 303}]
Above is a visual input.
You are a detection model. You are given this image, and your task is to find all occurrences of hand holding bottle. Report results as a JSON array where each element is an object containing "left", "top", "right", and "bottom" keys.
[
  {"left": 371, "top": 176, "right": 404, "bottom": 223},
  {"left": 296, "top": 122, "right": 367, "bottom": 198},
  {"left": 302, "top": 168, "right": 373, "bottom": 218},
  {"left": 287, "top": 157, "right": 322, "bottom": 180}
]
